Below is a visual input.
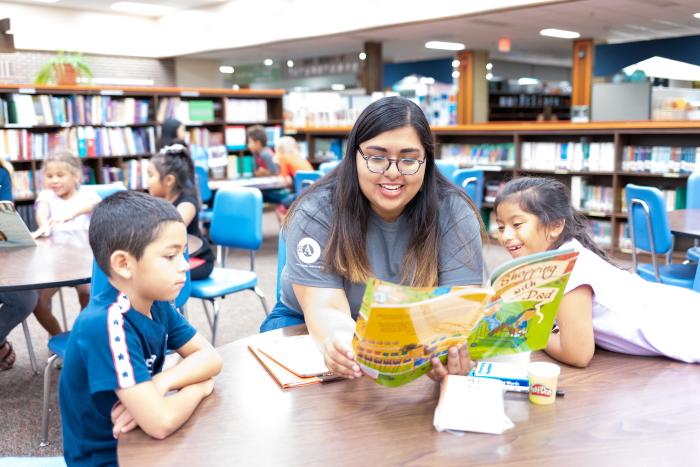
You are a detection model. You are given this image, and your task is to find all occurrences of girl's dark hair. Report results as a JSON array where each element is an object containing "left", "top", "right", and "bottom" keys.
[
  {"left": 157, "top": 118, "right": 184, "bottom": 150},
  {"left": 285, "top": 96, "right": 484, "bottom": 287},
  {"left": 494, "top": 177, "right": 612, "bottom": 262},
  {"left": 151, "top": 142, "right": 198, "bottom": 200}
]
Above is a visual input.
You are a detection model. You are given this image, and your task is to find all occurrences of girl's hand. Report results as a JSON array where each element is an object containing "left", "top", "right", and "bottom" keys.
[
  {"left": 31, "top": 224, "right": 51, "bottom": 239},
  {"left": 111, "top": 401, "right": 139, "bottom": 439},
  {"left": 48, "top": 212, "right": 75, "bottom": 226},
  {"left": 322, "top": 332, "right": 362, "bottom": 379},
  {"left": 427, "top": 345, "right": 474, "bottom": 382}
]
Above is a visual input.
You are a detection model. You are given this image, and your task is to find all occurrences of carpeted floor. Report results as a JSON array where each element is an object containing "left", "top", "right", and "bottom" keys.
[{"left": 0, "top": 208, "right": 512, "bottom": 458}]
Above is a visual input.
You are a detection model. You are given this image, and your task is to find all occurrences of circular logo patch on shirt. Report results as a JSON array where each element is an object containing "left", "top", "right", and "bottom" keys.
[{"left": 297, "top": 237, "right": 321, "bottom": 264}]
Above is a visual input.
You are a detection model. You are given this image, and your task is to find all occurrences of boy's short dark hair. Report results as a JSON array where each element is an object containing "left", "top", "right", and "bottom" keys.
[
  {"left": 246, "top": 125, "right": 267, "bottom": 147},
  {"left": 89, "top": 191, "right": 183, "bottom": 276}
]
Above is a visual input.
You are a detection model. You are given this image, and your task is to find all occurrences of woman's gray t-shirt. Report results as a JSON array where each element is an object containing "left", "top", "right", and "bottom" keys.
[{"left": 280, "top": 186, "right": 484, "bottom": 319}]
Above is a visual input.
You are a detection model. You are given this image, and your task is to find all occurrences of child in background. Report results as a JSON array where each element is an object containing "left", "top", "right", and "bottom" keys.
[
  {"left": 156, "top": 118, "right": 187, "bottom": 151},
  {"left": 147, "top": 144, "right": 215, "bottom": 280},
  {"left": 494, "top": 177, "right": 700, "bottom": 367},
  {"left": 274, "top": 136, "right": 313, "bottom": 220},
  {"left": 59, "top": 191, "right": 223, "bottom": 466},
  {"left": 33, "top": 150, "right": 101, "bottom": 335},
  {"left": 247, "top": 125, "right": 279, "bottom": 176}
]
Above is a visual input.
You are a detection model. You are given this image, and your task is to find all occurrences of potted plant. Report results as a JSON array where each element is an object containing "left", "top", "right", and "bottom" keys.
[{"left": 35, "top": 51, "right": 93, "bottom": 85}]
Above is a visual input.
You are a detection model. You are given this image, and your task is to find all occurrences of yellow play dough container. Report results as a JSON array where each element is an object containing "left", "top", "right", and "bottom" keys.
[{"left": 528, "top": 362, "right": 560, "bottom": 405}]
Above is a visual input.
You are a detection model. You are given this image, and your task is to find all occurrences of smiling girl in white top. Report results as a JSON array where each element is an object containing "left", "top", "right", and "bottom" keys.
[
  {"left": 494, "top": 177, "right": 699, "bottom": 366},
  {"left": 33, "top": 150, "right": 101, "bottom": 336}
]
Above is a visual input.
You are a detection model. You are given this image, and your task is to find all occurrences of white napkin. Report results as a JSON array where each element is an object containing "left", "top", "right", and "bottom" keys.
[{"left": 433, "top": 375, "right": 514, "bottom": 435}]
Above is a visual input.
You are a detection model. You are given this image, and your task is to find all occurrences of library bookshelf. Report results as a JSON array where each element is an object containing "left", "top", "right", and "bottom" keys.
[
  {"left": 0, "top": 84, "right": 284, "bottom": 226},
  {"left": 287, "top": 121, "right": 700, "bottom": 260}
]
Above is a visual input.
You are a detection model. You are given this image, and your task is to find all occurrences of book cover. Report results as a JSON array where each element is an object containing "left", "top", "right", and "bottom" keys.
[{"left": 352, "top": 249, "right": 578, "bottom": 387}]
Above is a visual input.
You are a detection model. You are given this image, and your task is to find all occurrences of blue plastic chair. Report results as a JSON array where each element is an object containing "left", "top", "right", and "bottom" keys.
[
  {"left": 84, "top": 182, "right": 126, "bottom": 199},
  {"left": 189, "top": 186, "right": 268, "bottom": 345},
  {"left": 294, "top": 170, "right": 322, "bottom": 193},
  {"left": 686, "top": 172, "right": 700, "bottom": 262},
  {"left": 435, "top": 160, "right": 458, "bottom": 180},
  {"left": 318, "top": 160, "right": 340, "bottom": 175},
  {"left": 453, "top": 169, "right": 484, "bottom": 209},
  {"left": 195, "top": 165, "right": 214, "bottom": 224},
  {"left": 625, "top": 184, "right": 696, "bottom": 288},
  {"left": 694, "top": 267, "right": 700, "bottom": 292}
]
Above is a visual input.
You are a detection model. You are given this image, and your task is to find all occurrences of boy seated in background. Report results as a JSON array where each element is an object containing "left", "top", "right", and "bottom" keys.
[
  {"left": 247, "top": 125, "right": 279, "bottom": 177},
  {"left": 59, "top": 191, "right": 223, "bottom": 466}
]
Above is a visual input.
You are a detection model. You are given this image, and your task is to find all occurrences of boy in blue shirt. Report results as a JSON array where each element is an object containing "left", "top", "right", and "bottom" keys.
[{"left": 59, "top": 191, "right": 223, "bottom": 466}]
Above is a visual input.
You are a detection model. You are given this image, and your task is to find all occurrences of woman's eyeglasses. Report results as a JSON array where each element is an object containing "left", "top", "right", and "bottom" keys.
[{"left": 357, "top": 147, "right": 425, "bottom": 175}]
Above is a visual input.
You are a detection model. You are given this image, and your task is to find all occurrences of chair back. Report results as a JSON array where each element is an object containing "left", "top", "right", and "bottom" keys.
[
  {"left": 195, "top": 165, "right": 213, "bottom": 204},
  {"left": 85, "top": 182, "right": 126, "bottom": 199},
  {"left": 687, "top": 172, "right": 700, "bottom": 209},
  {"left": 210, "top": 186, "right": 263, "bottom": 250},
  {"left": 625, "top": 184, "right": 673, "bottom": 255},
  {"left": 435, "top": 160, "right": 458, "bottom": 180},
  {"left": 294, "top": 170, "right": 322, "bottom": 193},
  {"left": 318, "top": 160, "right": 340, "bottom": 175},
  {"left": 276, "top": 230, "right": 286, "bottom": 302},
  {"left": 453, "top": 169, "right": 484, "bottom": 209}
]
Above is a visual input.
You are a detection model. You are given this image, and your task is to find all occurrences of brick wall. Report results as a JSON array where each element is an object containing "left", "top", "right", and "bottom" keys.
[{"left": 0, "top": 50, "right": 176, "bottom": 86}]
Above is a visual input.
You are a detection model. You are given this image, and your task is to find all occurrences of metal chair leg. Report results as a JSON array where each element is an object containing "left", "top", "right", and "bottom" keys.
[
  {"left": 58, "top": 288, "right": 68, "bottom": 331},
  {"left": 253, "top": 287, "right": 269, "bottom": 316},
  {"left": 21, "top": 319, "right": 39, "bottom": 375},
  {"left": 211, "top": 300, "right": 220, "bottom": 346},
  {"left": 200, "top": 299, "right": 213, "bottom": 330},
  {"left": 40, "top": 354, "right": 58, "bottom": 447}
]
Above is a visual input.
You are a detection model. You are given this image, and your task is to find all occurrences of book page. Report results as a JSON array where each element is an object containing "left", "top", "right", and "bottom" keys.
[
  {"left": 352, "top": 279, "right": 493, "bottom": 387},
  {"left": 0, "top": 202, "right": 36, "bottom": 248},
  {"left": 467, "top": 249, "right": 578, "bottom": 360}
]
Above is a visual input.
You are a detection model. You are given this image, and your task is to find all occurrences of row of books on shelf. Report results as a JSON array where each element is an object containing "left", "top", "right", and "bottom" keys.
[
  {"left": 156, "top": 98, "right": 217, "bottom": 124},
  {"left": 225, "top": 125, "right": 281, "bottom": 150},
  {"left": 224, "top": 99, "right": 269, "bottom": 123},
  {"left": 521, "top": 141, "right": 615, "bottom": 172},
  {"left": 0, "top": 94, "right": 151, "bottom": 126},
  {"left": 11, "top": 170, "right": 34, "bottom": 199},
  {"left": 619, "top": 186, "right": 686, "bottom": 212},
  {"left": 0, "top": 126, "right": 156, "bottom": 160},
  {"left": 570, "top": 177, "right": 614, "bottom": 213},
  {"left": 491, "top": 94, "right": 569, "bottom": 108},
  {"left": 100, "top": 159, "right": 151, "bottom": 190},
  {"left": 621, "top": 146, "right": 700, "bottom": 174},
  {"left": 440, "top": 143, "right": 515, "bottom": 168},
  {"left": 283, "top": 92, "right": 374, "bottom": 128},
  {"left": 187, "top": 127, "right": 224, "bottom": 148}
]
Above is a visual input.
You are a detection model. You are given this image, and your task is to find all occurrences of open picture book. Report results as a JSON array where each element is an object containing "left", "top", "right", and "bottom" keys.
[
  {"left": 0, "top": 201, "right": 36, "bottom": 248},
  {"left": 352, "top": 248, "right": 579, "bottom": 387}
]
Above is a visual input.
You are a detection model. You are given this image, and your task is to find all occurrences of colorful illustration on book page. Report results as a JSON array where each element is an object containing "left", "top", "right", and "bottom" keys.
[
  {"left": 353, "top": 279, "right": 492, "bottom": 387},
  {"left": 467, "top": 250, "right": 578, "bottom": 360}
]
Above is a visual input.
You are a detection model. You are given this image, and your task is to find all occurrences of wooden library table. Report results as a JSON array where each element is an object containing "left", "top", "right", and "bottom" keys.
[
  {"left": 209, "top": 176, "right": 291, "bottom": 192},
  {"left": 0, "top": 230, "right": 92, "bottom": 292},
  {"left": 118, "top": 325, "right": 700, "bottom": 466},
  {"left": 668, "top": 209, "right": 700, "bottom": 239}
]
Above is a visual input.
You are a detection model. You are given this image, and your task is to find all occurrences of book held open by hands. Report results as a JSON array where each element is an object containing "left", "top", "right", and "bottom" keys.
[{"left": 352, "top": 249, "right": 579, "bottom": 387}]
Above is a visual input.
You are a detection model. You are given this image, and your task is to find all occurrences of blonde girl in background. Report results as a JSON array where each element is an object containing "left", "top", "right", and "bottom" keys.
[{"left": 33, "top": 149, "right": 101, "bottom": 336}]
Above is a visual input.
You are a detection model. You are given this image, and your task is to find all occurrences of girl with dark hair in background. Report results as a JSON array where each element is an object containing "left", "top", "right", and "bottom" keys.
[
  {"left": 148, "top": 144, "right": 215, "bottom": 280},
  {"left": 157, "top": 118, "right": 187, "bottom": 150},
  {"left": 260, "top": 96, "right": 486, "bottom": 381},
  {"left": 494, "top": 177, "right": 700, "bottom": 366}
]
